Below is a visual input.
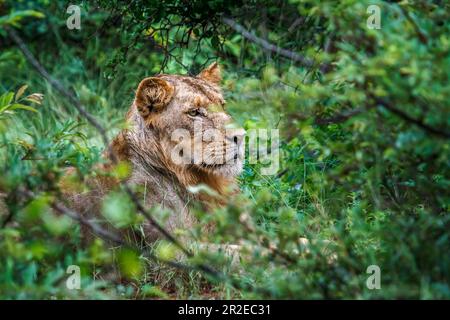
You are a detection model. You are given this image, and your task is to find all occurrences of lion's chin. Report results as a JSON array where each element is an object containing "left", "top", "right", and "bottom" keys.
[{"left": 196, "top": 159, "right": 243, "bottom": 178}]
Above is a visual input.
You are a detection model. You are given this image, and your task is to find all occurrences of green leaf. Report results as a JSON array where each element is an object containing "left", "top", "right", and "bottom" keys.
[
  {"left": 0, "top": 10, "right": 45, "bottom": 28},
  {"left": 8, "top": 103, "right": 38, "bottom": 112},
  {"left": 15, "top": 85, "right": 28, "bottom": 101},
  {"left": 42, "top": 212, "right": 73, "bottom": 236},
  {"left": 101, "top": 192, "right": 137, "bottom": 228},
  {"left": 0, "top": 92, "right": 14, "bottom": 109},
  {"left": 140, "top": 285, "right": 169, "bottom": 299}
]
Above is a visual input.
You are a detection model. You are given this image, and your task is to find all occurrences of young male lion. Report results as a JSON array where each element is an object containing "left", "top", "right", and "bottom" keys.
[{"left": 64, "top": 62, "right": 246, "bottom": 243}]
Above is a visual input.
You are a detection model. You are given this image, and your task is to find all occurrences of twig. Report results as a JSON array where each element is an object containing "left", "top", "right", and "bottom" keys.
[
  {"left": 222, "top": 17, "right": 322, "bottom": 70},
  {"left": 287, "top": 16, "right": 305, "bottom": 33},
  {"left": 398, "top": 5, "right": 428, "bottom": 45},
  {"left": 6, "top": 26, "right": 109, "bottom": 147},
  {"left": 314, "top": 107, "right": 368, "bottom": 125},
  {"left": 291, "top": 106, "right": 369, "bottom": 126},
  {"left": 291, "top": 96, "right": 449, "bottom": 139},
  {"left": 18, "top": 188, "right": 274, "bottom": 296},
  {"left": 18, "top": 189, "right": 217, "bottom": 276},
  {"left": 375, "top": 97, "right": 450, "bottom": 139}
]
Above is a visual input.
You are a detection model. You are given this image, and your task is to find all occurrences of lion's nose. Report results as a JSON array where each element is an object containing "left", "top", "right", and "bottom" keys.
[{"left": 226, "top": 128, "right": 246, "bottom": 145}]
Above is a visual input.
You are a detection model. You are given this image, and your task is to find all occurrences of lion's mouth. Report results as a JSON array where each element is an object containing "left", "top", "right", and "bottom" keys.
[
  {"left": 198, "top": 150, "right": 241, "bottom": 169},
  {"left": 199, "top": 162, "right": 228, "bottom": 169}
]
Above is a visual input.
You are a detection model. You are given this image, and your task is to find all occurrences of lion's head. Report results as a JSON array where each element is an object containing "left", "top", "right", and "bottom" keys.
[{"left": 115, "top": 63, "right": 245, "bottom": 192}]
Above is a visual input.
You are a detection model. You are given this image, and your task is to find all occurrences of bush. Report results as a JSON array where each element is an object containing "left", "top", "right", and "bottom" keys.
[{"left": 0, "top": 0, "right": 449, "bottom": 299}]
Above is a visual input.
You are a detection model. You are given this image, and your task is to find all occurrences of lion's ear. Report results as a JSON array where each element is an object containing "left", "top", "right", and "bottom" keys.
[
  {"left": 197, "top": 62, "right": 221, "bottom": 85},
  {"left": 135, "top": 77, "right": 174, "bottom": 119}
]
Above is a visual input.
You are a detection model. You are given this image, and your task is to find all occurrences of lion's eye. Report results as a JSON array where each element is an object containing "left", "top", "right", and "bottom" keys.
[{"left": 187, "top": 109, "right": 201, "bottom": 117}]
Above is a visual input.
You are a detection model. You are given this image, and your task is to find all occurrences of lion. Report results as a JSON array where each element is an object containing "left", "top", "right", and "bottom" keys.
[
  {"left": 62, "top": 62, "right": 246, "bottom": 243},
  {"left": 0, "top": 63, "right": 329, "bottom": 265}
]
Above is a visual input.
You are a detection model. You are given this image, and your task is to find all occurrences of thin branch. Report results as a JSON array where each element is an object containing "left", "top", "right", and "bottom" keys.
[
  {"left": 54, "top": 198, "right": 124, "bottom": 245},
  {"left": 294, "top": 98, "right": 449, "bottom": 139},
  {"left": 15, "top": 188, "right": 275, "bottom": 296},
  {"left": 287, "top": 16, "right": 306, "bottom": 34},
  {"left": 6, "top": 27, "right": 109, "bottom": 147},
  {"left": 18, "top": 189, "right": 216, "bottom": 276},
  {"left": 222, "top": 17, "right": 323, "bottom": 70},
  {"left": 398, "top": 5, "right": 428, "bottom": 45},
  {"left": 291, "top": 106, "right": 369, "bottom": 126},
  {"left": 314, "top": 107, "right": 369, "bottom": 125},
  {"left": 375, "top": 97, "right": 450, "bottom": 139}
]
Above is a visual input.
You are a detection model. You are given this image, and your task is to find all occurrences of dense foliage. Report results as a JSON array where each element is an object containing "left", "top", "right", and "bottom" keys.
[{"left": 0, "top": 0, "right": 449, "bottom": 299}]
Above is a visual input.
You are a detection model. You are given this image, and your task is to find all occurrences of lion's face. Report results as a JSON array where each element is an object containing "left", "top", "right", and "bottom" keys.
[{"left": 133, "top": 63, "right": 245, "bottom": 178}]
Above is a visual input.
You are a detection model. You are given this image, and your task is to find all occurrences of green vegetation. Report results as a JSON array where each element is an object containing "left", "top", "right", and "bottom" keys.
[{"left": 0, "top": 0, "right": 449, "bottom": 299}]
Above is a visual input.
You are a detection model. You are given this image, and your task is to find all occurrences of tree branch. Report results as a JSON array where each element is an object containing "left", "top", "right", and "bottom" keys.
[
  {"left": 15, "top": 188, "right": 275, "bottom": 296},
  {"left": 18, "top": 189, "right": 217, "bottom": 276},
  {"left": 398, "top": 5, "right": 428, "bottom": 45},
  {"left": 290, "top": 96, "right": 449, "bottom": 139},
  {"left": 5, "top": 26, "right": 110, "bottom": 147},
  {"left": 222, "top": 17, "right": 329, "bottom": 71},
  {"left": 375, "top": 97, "right": 450, "bottom": 139},
  {"left": 314, "top": 107, "right": 369, "bottom": 125}
]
